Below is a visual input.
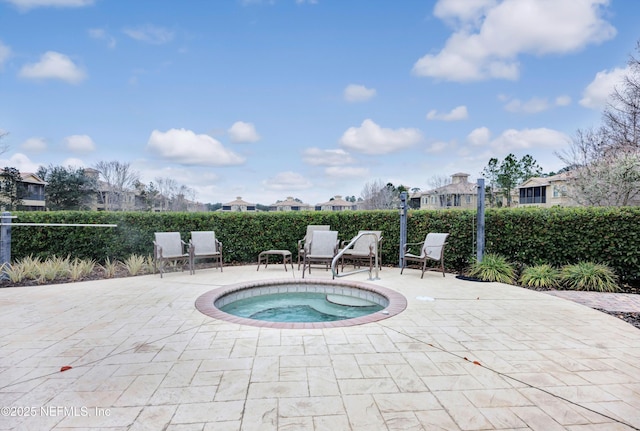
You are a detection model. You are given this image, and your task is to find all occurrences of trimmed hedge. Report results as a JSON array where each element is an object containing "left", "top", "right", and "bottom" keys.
[{"left": 6, "top": 206, "right": 640, "bottom": 282}]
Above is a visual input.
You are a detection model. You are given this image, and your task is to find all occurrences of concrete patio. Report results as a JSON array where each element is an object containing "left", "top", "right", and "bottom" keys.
[{"left": 1, "top": 264, "right": 639, "bottom": 430}]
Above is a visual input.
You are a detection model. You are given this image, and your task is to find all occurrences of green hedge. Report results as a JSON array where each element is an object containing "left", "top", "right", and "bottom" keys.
[{"left": 6, "top": 206, "right": 640, "bottom": 281}]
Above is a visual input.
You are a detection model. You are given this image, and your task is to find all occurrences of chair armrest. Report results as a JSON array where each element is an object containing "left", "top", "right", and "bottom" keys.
[
  {"left": 153, "top": 241, "right": 163, "bottom": 258},
  {"left": 403, "top": 241, "right": 424, "bottom": 253}
]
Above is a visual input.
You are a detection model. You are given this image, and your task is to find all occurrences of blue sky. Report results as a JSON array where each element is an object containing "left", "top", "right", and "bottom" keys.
[{"left": 1, "top": 0, "right": 639, "bottom": 206}]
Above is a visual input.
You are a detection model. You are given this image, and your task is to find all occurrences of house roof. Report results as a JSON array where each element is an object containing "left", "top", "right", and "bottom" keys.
[
  {"left": 518, "top": 171, "right": 573, "bottom": 189},
  {"left": 224, "top": 196, "right": 255, "bottom": 206},
  {"left": 270, "top": 196, "right": 311, "bottom": 207},
  {"left": 425, "top": 181, "right": 477, "bottom": 195},
  {"left": 19, "top": 172, "right": 45, "bottom": 184},
  {"left": 316, "top": 195, "right": 355, "bottom": 207}
]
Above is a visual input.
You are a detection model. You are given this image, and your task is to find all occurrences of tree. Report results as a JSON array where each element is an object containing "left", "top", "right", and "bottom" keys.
[
  {"left": 37, "top": 164, "right": 97, "bottom": 210},
  {"left": 482, "top": 154, "right": 542, "bottom": 207},
  {"left": 558, "top": 41, "right": 640, "bottom": 206},
  {"left": 0, "top": 167, "right": 23, "bottom": 210},
  {"left": 136, "top": 181, "right": 160, "bottom": 211},
  {"left": 93, "top": 161, "right": 140, "bottom": 210},
  {"left": 427, "top": 175, "right": 451, "bottom": 190},
  {"left": 206, "top": 202, "right": 222, "bottom": 211},
  {"left": 360, "top": 179, "right": 401, "bottom": 209}
]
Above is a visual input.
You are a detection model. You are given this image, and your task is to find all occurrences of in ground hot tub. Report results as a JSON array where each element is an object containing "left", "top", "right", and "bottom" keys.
[{"left": 195, "top": 278, "right": 407, "bottom": 329}]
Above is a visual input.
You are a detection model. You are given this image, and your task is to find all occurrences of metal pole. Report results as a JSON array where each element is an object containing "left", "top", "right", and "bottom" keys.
[
  {"left": 476, "top": 179, "right": 485, "bottom": 262},
  {"left": 399, "top": 191, "right": 407, "bottom": 267},
  {"left": 1, "top": 212, "right": 12, "bottom": 276}
]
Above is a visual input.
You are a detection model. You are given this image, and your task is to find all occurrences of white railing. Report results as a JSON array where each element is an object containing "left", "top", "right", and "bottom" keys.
[{"left": 331, "top": 232, "right": 380, "bottom": 280}]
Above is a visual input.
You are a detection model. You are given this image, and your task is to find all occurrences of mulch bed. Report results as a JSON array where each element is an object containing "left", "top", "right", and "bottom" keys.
[{"left": 596, "top": 310, "right": 640, "bottom": 330}]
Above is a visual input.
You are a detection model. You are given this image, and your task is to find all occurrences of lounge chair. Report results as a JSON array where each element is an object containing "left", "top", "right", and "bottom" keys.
[
  {"left": 302, "top": 230, "right": 339, "bottom": 278},
  {"left": 189, "top": 231, "right": 223, "bottom": 272},
  {"left": 340, "top": 230, "right": 383, "bottom": 272},
  {"left": 400, "top": 233, "right": 449, "bottom": 278},
  {"left": 297, "top": 224, "right": 330, "bottom": 269},
  {"left": 153, "top": 232, "right": 193, "bottom": 278}
]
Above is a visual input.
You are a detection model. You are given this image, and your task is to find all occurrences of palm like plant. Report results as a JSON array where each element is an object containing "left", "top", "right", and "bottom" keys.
[
  {"left": 519, "top": 264, "right": 560, "bottom": 289},
  {"left": 560, "top": 262, "right": 619, "bottom": 292},
  {"left": 467, "top": 253, "right": 515, "bottom": 283}
]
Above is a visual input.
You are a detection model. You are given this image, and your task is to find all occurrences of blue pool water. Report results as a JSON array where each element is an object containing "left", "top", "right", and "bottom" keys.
[{"left": 220, "top": 292, "right": 383, "bottom": 322}]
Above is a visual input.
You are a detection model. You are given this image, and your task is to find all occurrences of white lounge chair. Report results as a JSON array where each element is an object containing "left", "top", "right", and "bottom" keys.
[
  {"left": 153, "top": 232, "right": 192, "bottom": 278},
  {"left": 297, "top": 224, "right": 330, "bottom": 269},
  {"left": 302, "top": 230, "right": 339, "bottom": 278},
  {"left": 189, "top": 231, "right": 223, "bottom": 273},
  {"left": 400, "top": 232, "right": 449, "bottom": 278}
]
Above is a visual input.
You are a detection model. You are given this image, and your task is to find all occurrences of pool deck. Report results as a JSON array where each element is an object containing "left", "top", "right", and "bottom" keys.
[{"left": 1, "top": 265, "right": 639, "bottom": 430}]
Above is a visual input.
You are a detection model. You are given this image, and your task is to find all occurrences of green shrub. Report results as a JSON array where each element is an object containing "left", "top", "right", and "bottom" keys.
[
  {"left": 467, "top": 253, "right": 515, "bottom": 283},
  {"left": 100, "top": 258, "right": 120, "bottom": 278},
  {"left": 123, "top": 254, "right": 146, "bottom": 276},
  {"left": 560, "top": 262, "right": 619, "bottom": 292},
  {"left": 519, "top": 264, "right": 560, "bottom": 289},
  {"left": 37, "top": 256, "right": 70, "bottom": 284},
  {"left": 7, "top": 206, "right": 640, "bottom": 283},
  {"left": 3, "top": 262, "right": 26, "bottom": 283}
]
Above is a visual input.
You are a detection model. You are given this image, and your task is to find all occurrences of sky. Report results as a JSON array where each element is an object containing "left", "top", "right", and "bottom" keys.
[{"left": 1, "top": 0, "right": 639, "bottom": 207}]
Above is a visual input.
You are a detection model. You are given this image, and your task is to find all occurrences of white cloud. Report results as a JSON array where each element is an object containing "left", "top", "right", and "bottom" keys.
[
  {"left": 580, "top": 66, "right": 629, "bottom": 109},
  {"left": 88, "top": 28, "right": 116, "bottom": 49},
  {"left": 302, "top": 148, "right": 354, "bottom": 166},
  {"left": 62, "top": 157, "right": 85, "bottom": 168},
  {"left": 64, "top": 134, "right": 95, "bottom": 152},
  {"left": 339, "top": 119, "right": 423, "bottom": 155},
  {"left": 21, "top": 137, "right": 47, "bottom": 152},
  {"left": 467, "top": 126, "right": 491, "bottom": 146},
  {"left": 3, "top": 0, "right": 93, "bottom": 10},
  {"left": 263, "top": 171, "right": 312, "bottom": 190},
  {"left": 344, "top": 84, "right": 376, "bottom": 103},
  {"left": 146, "top": 128, "right": 245, "bottom": 166},
  {"left": 0, "top": 153, "right": 41, "bottom": 173},
  {"left": 123, "top": 25, "right": 174, "bottom": 44},
  {"left": 426, "top": 141, "right": 450, "bottom": 153},
  {"left": 324, "top": 166, "right": 369, "bottom": 178},
  {"left": 414, "top": 0, "right": 616, "bottom": 82},
  {"left": 490, "top": 127, "right": 571, "bottom": 152},
  {"left": 19, "top": 51, "right": 86, "bottom": 84},
  {"left": 504, "top": 97, "right": 550, "bottom": 113},
  {"left": 433, "top": 0, "right": 497, "bottom": 27},
  {"left": 503, "top": 94, "right": 573, "bottom": 113},
  {"left": 426, "top": 105, "right": 468, "bottom": 121},
  {"left": 228, "top": 121, "right": 261, "bottom": 143},
  {"left": 0, "top": 41, "right": 11, "bottom": 70},
  {"left": 296, "top": 0, "right": 318, "bottom": 4}
]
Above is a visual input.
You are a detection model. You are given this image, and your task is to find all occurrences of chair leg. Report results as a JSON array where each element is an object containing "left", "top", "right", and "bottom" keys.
[
  {"left": 441, "top": 260, "right": 445, "bottom": 277},
  {"left": 421, "top": 260, "right": 427, "bottom": 279}
]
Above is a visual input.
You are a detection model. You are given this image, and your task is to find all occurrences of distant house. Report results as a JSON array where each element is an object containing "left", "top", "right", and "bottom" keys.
[
  {"left": 315, "top": 195, "right": 356, "bottom": 211},
  {"left": 220, "top": 196, "right": 257, "bottom": 212},
  {"left": 419, "top": 173, "right": 478, "bottom": 210},
  {"left": 19, "top": 173, "right": 46, "bottom": 211},
  {"left": 269, "top": 196, "right": 313, "bottom": 212},
  {"left": 516, "top": 172, "right": 577, "bottom": 207}
]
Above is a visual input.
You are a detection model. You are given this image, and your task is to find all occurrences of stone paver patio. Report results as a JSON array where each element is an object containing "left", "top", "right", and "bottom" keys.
[{"left": 1, "top": 265, "right": 639, "bottom": 430}]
